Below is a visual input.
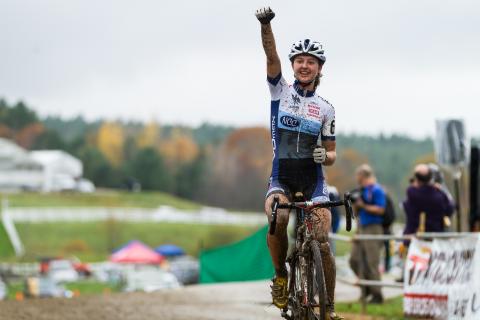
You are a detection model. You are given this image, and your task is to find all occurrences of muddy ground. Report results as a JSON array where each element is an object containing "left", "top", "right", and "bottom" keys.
[{"left": 0, "top": 281, "right": 400, "bottom": 320}]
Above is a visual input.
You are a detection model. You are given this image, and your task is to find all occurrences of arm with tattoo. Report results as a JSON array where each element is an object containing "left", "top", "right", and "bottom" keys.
[
  {"left": 261, "top": 24, "right": 281, "bottom": 77},
  {"left": 255, "top": 7, "right": 281, "bottom": 77}
]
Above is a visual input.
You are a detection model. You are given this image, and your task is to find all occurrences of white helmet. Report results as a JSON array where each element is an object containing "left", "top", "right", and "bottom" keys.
[{"left": 288, "top": 39, "right": 326, "bottom": 64}]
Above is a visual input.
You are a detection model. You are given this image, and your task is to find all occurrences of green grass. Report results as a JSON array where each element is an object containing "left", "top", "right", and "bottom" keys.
[
  {"left": 6, "top": 282, "right": 23, "bottom": 300},
  {"left": 5, "top": 281, "right": 121, "bottom": 300},
  {"left": 336, "top": 296, "right": 404, "bottom": 319},
  {"left": 0, "top": 190, "right": 201, "bottom": 210},
  {"left": 6, "top": 221, "right": 259, "bottom": 262},
  {"left": 0, "top": 190, "right": 260, "bottom": 262},
  {"left": 0, "top": 222, "right": 15, "bottom": 258},
  {"left": 65, "top": 281, "right": 121, "bottom": 295}
]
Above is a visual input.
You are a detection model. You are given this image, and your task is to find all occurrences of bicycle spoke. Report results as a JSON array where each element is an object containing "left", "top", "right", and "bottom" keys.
[
  {"left": 308, "top": 261, "right": 321, "bottom": 320},
  {"left": 307, "top": 241, "right": 327, "bottom": 320}
]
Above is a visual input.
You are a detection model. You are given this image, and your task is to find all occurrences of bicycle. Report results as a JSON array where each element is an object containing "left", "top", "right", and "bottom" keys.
[{"left": 269, "top": 192, "right": 354, "bottom": 320}]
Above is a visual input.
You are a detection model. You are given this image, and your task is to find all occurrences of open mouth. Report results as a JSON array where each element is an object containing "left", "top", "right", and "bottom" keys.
[{"left": 298, "top": 70, "right": 312, "bottom": 77}]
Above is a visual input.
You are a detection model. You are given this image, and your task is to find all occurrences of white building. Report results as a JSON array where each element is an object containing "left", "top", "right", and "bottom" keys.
[
  {"left": 0, "top": 138, "right": 94, "bottom": 192},
  {"left": 0, "top": 138, "right": 44, "bottom": 191}
]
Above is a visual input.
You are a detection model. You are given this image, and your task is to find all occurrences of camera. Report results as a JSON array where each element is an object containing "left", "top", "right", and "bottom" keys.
[{"left": 349, "top": 188, "right": 362, "bottom": 203}]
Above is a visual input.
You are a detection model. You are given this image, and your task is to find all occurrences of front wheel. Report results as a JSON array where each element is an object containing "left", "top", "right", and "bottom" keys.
[
  {"left": 289, "top": 253, "right": 307, "bottom": 320},
  {"left": 307, "top": 240, "right": 327, "bottom": 320}
]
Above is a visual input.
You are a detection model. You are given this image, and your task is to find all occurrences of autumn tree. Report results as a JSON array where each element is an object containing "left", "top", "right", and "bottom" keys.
[
  {"left": 0, "top": 124, "right": 11, "bottom": 139},
  {"left": 204, "top": 127, "right": 272, "bottom": 209},
  {"left": 325, "top": 148, "right": 369, "bottom": 193},
  {"left": 14, "top": 123, "right": 45, "bottom": 149},
  {"left": 159, "top": 130, "right": 199, "bottom": 166},
  {"left": 136, "top": 121, "right": 161, "bottom": 149},
  {"left": 96, "top": 122, "right": 125, "bottom": 167}
]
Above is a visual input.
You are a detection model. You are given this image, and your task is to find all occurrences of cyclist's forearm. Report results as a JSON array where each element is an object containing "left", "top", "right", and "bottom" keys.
[
  {"left": 323, "top": 151, "right": 336, "bottom": 166},
  {"left": 261, "top": 23, "right": 281, "bottom": 75}
]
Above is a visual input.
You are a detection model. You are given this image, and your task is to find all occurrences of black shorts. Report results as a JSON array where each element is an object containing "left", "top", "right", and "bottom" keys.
[{"left": 266, "top": 159, "right": 329, "bottom": 202}]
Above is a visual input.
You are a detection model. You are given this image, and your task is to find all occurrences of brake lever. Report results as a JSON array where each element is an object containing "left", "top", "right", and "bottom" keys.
[
  {"left": 344, "top": 192, "right": 353, "bottom": 232},
  {"left": 269, "top": 195, "right": 279, "bottom": 235}
]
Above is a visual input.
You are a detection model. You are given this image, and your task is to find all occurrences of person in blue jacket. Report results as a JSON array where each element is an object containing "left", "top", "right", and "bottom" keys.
[{"left": 349, "top": 164, "right": 386, "bottom": 304}]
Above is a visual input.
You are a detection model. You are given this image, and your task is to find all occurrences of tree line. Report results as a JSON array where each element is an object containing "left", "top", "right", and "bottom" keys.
[{"left": 0, "top": 98, "right": 436, "bottom": 211}]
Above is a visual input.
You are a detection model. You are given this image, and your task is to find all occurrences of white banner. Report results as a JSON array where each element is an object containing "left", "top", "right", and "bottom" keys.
[{"left": 404, "top": 235, "right": 480, "bottom": 319}]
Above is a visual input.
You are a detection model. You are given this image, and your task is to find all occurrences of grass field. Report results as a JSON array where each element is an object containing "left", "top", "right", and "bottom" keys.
[
  {"left": 5, "top": 280, "right": 121, "bottom": 300},
  {"left": 0, "top": 190, "right": 201, "bottom": 209},
  {"left": 0, "top": 191, "right": 352, "bottom": 262},
  {"left": 0, "top": 191, "right": 262, "bottom": 261},
  {"left": 0, "top": 222, "right": 15, "bottom": 257},
  {"left": 5, "top": 221, "right": 259, "bottom": 262},
  {"left": 336, "top": 296, "right": 404, "bottom": 319}
]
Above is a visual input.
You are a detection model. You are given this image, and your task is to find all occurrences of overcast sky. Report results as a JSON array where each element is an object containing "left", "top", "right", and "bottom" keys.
[{"left": 1, "top": 0, "right": 479, "bottom": 138}]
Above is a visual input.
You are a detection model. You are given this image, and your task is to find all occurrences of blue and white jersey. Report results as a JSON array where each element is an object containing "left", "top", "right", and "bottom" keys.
[{"left": 268, "top": 73, "right": 335, "bottom": 184}]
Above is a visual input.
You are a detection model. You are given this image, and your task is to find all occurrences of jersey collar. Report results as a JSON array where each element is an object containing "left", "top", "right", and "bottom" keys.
[{"left": 293, "top": 80, "right": 316, "bottom": 97}]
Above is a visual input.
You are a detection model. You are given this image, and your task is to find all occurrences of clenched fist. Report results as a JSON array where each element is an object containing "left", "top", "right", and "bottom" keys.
[{"left": 255, "top": 7, "right": 275, "bottom": 24}]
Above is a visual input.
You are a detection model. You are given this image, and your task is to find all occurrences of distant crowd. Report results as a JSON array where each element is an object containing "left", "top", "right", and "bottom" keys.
[{"left": 328, "top": 163, "right": 454, "bottom": 304}]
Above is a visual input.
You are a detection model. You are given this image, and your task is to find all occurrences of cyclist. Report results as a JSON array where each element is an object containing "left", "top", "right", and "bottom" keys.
[{"left": 255, "top": 7, "right": 342, "bottom": 320}]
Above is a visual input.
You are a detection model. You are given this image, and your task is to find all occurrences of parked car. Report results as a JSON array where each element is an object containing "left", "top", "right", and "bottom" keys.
[
  {"left": 168, "top": 256, "right": 199, "bottom": 285},
  {"left": 92, "top": 262, "right": 124, "bottom": 285},
  {"left": 25, "top": 276, "right": 73, "bottom": 298},
  {"left": 48, "top": 260, "right": 79, "bottom": 283},
  {"left": 40, "top": 257, "right": 91, "bottom": 279},
  {"left": 76, "top": 178, "right": 95, "bottom": 193},
  {"left": 123, "top": 267, "right": 180, "bottom": 293}
]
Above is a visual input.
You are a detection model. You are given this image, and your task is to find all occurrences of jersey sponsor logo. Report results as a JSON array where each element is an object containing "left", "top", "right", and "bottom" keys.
[
  {"left": 280, "top": 116, "right": 299, "bottom": 128},
  {"left": 271, "top": 115, "right": 277, "bottom": 159},
  {"left": 308, "top": 107, "right": 320, "bottom": 117},
  {"left": 292, "top": 94, "right": 301, "bottom": 105}
]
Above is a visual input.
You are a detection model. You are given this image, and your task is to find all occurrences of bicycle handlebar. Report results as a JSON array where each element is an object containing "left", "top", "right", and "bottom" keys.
[{"left": 269, "top": 192, "right": 354, "bottom": 235}]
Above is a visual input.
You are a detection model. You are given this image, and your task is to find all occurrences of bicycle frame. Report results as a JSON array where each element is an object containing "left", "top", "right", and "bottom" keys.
[
  {"left": 269, "top": 192, "right": 354, "bottom": 236},
  {"left": 269, "top": 192, "right": 354, "bottom": 320}
]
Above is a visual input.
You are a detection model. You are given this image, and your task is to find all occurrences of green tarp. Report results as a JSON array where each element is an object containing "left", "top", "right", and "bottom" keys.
[{"left": 199, "top": 224, "right": 274, "bottom": 283}]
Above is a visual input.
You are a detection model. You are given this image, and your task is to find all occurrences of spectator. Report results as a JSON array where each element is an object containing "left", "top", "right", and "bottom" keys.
[
  {"left": 403, "top": 164, "right": 454, "bottom": 236},
  {"left": 349, "top": 164, "right": 386, "bottom": 304},
  {"left": 382, "top": 188, "right": 395, "bottom": 273}
]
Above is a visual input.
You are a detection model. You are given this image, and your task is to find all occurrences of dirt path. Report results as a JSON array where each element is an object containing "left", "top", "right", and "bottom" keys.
[{"left": 0, "top": 281, "right": 401, "bottom": 320}]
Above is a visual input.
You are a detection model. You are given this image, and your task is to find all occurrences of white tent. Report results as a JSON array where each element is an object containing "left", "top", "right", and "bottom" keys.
[
  {"left": 0, "top": 138, "right": 40, "bottom": 170},
  {"left": 0, "top": 138, "right": 94, "bottom": 192},
  {"left": 30, "top": 150, "right": 83, "bottom": 192},
  {"left": 0, "top": 138, "right": 43, "bottom": 190}
]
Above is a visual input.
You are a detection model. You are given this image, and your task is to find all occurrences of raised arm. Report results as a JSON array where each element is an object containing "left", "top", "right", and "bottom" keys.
[{"left": 255, "top": 7, "right": 281, "bottom": 78}]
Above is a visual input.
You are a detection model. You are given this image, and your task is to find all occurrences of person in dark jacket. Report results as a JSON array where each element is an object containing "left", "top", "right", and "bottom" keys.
[{"left": 403, "top": 164, "right": 454, "bottom": 235}]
